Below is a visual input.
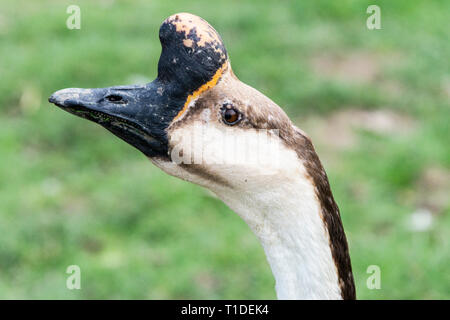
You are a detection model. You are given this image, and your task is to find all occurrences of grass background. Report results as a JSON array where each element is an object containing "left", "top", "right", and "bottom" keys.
[{"left": 0, "top": 0, "right": 449, "bottom": 299}]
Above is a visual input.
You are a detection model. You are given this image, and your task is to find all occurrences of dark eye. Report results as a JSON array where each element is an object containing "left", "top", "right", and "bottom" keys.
[
  {"left": 106, "top": 95, "right": 125, "bottom": 103},
  {"left": 222, "top": 105, "right": 241, "bottom": 125}
]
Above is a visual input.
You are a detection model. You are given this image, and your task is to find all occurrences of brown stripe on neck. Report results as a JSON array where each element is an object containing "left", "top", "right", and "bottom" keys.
[{"left": 281, "top": 128, "right": 356, "bottom": 300}]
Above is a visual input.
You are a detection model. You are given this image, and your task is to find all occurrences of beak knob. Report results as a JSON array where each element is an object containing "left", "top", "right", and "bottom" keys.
[{"left": 157, "top": 13, "right": 229, "bottom": 93}]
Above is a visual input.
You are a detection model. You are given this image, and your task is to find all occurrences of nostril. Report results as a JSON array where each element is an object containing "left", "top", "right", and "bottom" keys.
[{"left": 105, "top": 94, "right": 126, "bottom": 104}]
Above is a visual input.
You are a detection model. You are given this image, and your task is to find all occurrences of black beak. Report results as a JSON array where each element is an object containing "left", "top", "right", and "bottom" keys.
[
  {"left": 48, "top": 12, "right": 228, "bottom": 159},
  {"left": 48, "top": 82, "right": 178, "bottom": 158}
]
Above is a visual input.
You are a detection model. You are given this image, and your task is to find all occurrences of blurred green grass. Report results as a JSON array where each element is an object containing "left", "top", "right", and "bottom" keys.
[{"left": 0, "top": 0, "right": 449, "bottom": 299}]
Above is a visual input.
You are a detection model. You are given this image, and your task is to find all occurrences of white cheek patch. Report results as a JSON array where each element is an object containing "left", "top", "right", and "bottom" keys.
[
  {"left": 169, "top": 122, "right": 284, "bottom": 170},
  {"left": 165, "top": 121, "right": 304, "bottom": 193}
]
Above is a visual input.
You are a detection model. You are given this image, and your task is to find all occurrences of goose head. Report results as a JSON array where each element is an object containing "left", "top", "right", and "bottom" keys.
[
  {"left": 49, "top": 13, "right": 355, "bottom": 300},
  {"left": 49, "top": 13, "right": 295, "bottom": 192}
]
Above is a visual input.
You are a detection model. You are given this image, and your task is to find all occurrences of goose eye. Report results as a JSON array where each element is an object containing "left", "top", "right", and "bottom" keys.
[
  {"left": 106, "top": 95, "right": 125, "bottom": 103},
  {"left": 222, "top": 107, "right": 241, "bottom": 125}
]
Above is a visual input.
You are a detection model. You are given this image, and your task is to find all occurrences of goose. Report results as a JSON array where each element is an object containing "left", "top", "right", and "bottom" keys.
[{"left": 49, "top": 13, "right": 356, "bottom": 300}]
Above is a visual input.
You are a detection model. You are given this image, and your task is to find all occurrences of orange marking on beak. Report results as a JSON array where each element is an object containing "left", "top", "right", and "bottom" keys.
[{"left": 173, "top": 62, "right": 228, "bottom": 121}]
